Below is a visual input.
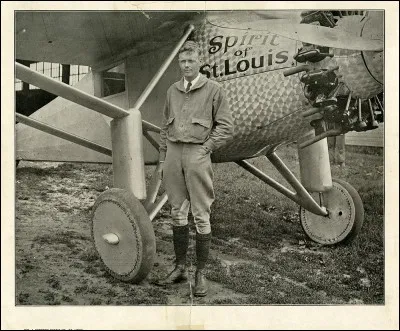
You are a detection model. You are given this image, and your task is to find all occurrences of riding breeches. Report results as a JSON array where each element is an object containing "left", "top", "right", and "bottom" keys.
[{"left": 163, "top": 141, "right": 215, "bottom": 234}]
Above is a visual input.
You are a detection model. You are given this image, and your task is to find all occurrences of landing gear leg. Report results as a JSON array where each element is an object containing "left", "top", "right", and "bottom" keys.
[
  {"left": 297, "top": 135, "right": 364, "bottom": 244},
  {"left": 91, "top": 111, "right": 155, "bottom": 283}
]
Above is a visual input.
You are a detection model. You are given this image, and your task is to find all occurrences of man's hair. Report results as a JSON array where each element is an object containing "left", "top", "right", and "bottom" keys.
[{"left": 179, "top": 41, "right": 202, "bottom": 56}]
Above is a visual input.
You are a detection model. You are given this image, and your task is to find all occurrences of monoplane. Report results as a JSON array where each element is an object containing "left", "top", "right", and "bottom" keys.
[{"left": 15, "top": 10, "right": 384, "bottom": 283}]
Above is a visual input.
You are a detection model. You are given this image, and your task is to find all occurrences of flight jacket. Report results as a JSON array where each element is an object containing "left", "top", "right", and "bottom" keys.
[{"left": 159, "top": 74, "right": 234, "bottom": 161}]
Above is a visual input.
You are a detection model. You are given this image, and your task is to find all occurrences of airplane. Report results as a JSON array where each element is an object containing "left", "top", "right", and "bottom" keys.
[{"left": 15, "top": 10, "right": 384, "bottom": 284}]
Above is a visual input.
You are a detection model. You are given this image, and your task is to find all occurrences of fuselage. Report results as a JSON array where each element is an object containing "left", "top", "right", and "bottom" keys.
[{"left": 192, "top": 13, "right": 383, "bottom": 162}]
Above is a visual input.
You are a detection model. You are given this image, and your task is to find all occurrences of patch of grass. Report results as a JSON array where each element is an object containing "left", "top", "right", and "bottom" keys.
[
  {"left": 17, "top": 167, "right": 52, "bottom": 177},
  {"left": 210, "top": 297, "right": 237, "bottom": 305},
  {"left": 17, "top": 261, "right": 37, "bottom": 275},
  {"left": 345, "top": 145, "right": 383, "bottom": 156},
  {"left": 125, "top": 286, "right": 168, "bottom": 305},
  {"left": 79, "top": 247, "right": 100, "bottom": 263},
  {"left": 89, "top": 298, "right": 103, "bottom": 305},
  {"left": 47, "top": 276, "right": 62, "bottom": 290},
  {"left": 84, "top": 265, "right": 100, "bottom": 275},
  {"left": 57, "top": 187, "right": 71, "bottom": 194},
  {"left": 17, "top": 292, "right": 30, "bottom": 304},
  {"left": 74, "top": 284, "right": 89, "bottom": 294},
  {"left": 73, "top": 283, "right": 169, "bottom": 305},
  {"left": 71, "top": 261, "right": 84, "bottom": 269},
  {"left": 35, "top": 230, "right": 91, "bottom": 250},
  {"left": 206, "top": 145, "right": 384, "bottom": 304},
  {"left": 206, "top": 257, "right": 328, "bottom": 305},
  {"left": 87, "top": 284, "right": 101, "bottom": 294},
  {"left": 41, "top": 290, "right": 61, "bottom": 305},
  {"left": 359, "top": 187, "right": 384, "bottom": 216},
  {"left": 61, "top": 295, "right": 74, "bottom": 303},
  {"left": 106, "top": 288, "right": 118, "bottom": 296},
  {"left": 105, "top": 275, "right": 123, "bottom": 286},
  {"left": 57, "top": 205, "right": 75, "bottom": 213}
]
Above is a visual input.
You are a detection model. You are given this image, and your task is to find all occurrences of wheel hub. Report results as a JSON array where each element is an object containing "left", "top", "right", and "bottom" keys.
[
  {"left": 300, "top": 181, "right": 355, "bottom": 244},
  {"left": 93, "top": 200, "right": 141, "bottom": 275}
]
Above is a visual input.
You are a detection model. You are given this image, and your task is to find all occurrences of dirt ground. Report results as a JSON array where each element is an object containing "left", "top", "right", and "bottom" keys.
[
  {"left": 14, "top": 146, "right": 385, "bottom": 306},
  {"left": 15, "top": 161, "right": 250, "bottom": 305}
]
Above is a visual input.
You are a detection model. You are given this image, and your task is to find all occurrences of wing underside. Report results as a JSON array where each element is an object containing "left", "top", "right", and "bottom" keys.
[{"left": 16, "top": 11, "right": 202, "bottom": 65}]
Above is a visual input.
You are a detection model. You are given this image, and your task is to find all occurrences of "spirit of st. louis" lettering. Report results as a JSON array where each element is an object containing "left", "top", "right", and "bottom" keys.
[{"left": 200, "top": 32, "right": 290, "bottom": 79}]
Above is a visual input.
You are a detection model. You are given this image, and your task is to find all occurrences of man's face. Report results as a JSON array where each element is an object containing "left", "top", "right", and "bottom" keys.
[{"left": 178, "top": 50, "right": 202, "bottom": 81}]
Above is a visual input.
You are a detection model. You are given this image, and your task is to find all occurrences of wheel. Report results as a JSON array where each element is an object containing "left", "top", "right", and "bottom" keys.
[
  {"left": 91, "top": 188, "right": 156, "bottom": 283},
  {"left": 300, "top": 179, "right": 364, "bottom": 245}
]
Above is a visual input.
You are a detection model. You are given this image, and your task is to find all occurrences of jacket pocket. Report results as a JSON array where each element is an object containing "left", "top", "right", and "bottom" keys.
[{"left": 191, "top": 117, "right": 211, "bottom": 140}]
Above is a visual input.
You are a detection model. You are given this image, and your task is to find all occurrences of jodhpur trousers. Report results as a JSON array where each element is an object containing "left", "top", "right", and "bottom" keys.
[{"left": 164, "top": 141, "right": 215, "bottom": 234}]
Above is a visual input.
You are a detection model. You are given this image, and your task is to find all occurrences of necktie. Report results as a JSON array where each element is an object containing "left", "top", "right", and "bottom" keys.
[{"left": 186, "top": 82, "right": 192, "bottom": 93}]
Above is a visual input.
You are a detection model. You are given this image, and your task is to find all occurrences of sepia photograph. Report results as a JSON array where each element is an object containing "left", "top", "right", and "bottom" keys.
[{"left": 2, "top": 1, "right": 399, "bottom": 330}]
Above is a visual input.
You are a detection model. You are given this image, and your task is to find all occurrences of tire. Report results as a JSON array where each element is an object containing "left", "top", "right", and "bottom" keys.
[
  {"left": 300, "top": 178, "right": 364, "bottom": 245},
  {"left": 91, "top": 188, "right": 156, "bottom": 283}
]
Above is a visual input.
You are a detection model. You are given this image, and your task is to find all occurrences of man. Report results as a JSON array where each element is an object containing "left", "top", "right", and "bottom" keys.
[{"left": 156, "top": 41, "right": 234, "bottom": 297}]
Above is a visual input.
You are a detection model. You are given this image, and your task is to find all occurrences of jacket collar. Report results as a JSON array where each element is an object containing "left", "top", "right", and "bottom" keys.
[
  {"left": 174, "top": 74, "right": 208, "bottom": 92},
  {"left": 184, "top": 74, "right": 200, "bottom": 89}
]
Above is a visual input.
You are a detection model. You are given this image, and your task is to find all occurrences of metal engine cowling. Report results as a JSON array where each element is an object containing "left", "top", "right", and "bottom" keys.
[{"left": 314, "top": 13, "right": 383, "bottom": 99}]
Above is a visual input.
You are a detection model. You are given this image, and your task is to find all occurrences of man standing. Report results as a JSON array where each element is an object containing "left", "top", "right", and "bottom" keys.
[{"left": 156, "top": 41, "right": 234, "bottom": 297}]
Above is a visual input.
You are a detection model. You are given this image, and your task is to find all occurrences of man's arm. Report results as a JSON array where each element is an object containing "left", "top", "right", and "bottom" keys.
[
  {"left": 159, "top": 93, "right": 170, "bottom": 162},
  {"left": 203, "top": 86, "right": 234, "bottom": 152}
]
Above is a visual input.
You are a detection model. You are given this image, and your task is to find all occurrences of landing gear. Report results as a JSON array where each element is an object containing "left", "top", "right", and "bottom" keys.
[
  {"left": 236, "top": 152, "right": 365, "bottom": 245},
  {"left": 91, "top": 188, "right": 156, "bottom": 283},
  {"left": 300, "top": 179, "right": 364, "bottom": 245}
]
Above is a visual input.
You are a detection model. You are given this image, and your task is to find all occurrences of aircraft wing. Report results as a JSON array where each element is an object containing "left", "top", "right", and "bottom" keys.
[{"left": 16, "top": 11, "right": 202, "bottom": 66}]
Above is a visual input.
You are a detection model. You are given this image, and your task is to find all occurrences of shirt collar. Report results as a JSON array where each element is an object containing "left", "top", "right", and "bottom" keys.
[{"left": 184, "top": 73, "right": 200, "bottom": 90}]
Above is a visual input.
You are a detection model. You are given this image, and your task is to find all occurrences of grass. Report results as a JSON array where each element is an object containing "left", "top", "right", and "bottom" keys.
[
  {"left": 34, "top": 231, "right": 91, "bottom": 250},
  {"left": 15, "top": 144, "right": 384, "bottom": 305},
  {"left": 207, "top": 144, "right": 384, "bottom": 304}
]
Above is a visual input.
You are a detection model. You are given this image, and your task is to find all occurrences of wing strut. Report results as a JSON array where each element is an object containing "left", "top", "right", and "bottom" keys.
[
  {"left": 16, "top": 113, "right": 112, "bottom": 156},
  {"left": 15, "top": 62, "right": 159, "bottom": 132}
]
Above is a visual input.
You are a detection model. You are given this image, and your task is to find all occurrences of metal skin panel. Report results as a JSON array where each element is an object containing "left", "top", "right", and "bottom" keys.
[
  {"left": 193, "top": 21, "right": 311, "bottom": 161},
  {"left": 214, "top": 74, "right": 312, "bottom": 161},
  {"left": 192, "top": 15, "right": 383, "bottom": 162}
]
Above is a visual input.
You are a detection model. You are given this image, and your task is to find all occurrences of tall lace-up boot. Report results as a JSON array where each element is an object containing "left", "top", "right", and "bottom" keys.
[
  {"left": 156, "top": 225, "right": 189, "bottom": 286},
  {"left": 194, "top": 232, "right": 211, "bottom": 297}
]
